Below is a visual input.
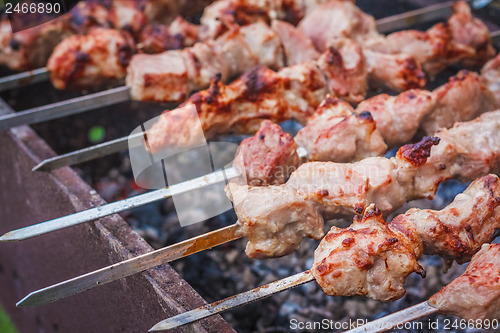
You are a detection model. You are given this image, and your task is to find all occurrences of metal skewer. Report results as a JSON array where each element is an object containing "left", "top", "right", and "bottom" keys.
[
  {"left": 0, "top": 86, "right": 130, "bottom": 132},
  {"left": 0, "top": 166, "right": 240, "bottom": 242},
  {"left": 16, "top": 224, "right": 241, "bottom": 307},
  {"left": 0, "top": 67, "right": 50, "bottom": 92},
  {"left": 149, "top": 270, "right": 315, "bottom": 332},
  {"left": 0, "top": 3, "right": 479, "bottom": 132},
  {"left": 344, "top": 301, "right": 438, "bottom": 333}
]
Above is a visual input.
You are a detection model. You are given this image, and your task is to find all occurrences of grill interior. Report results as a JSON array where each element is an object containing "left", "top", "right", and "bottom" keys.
[{"left": 1, "top": 0, "right": 500, "bottom": 332}]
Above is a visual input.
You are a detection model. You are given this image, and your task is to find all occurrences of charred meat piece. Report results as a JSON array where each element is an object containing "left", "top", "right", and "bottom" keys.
[
  {"left": 47, "top": 28, "right": 136, "bottom": 90},
  {"left": 311, "top": 205, "right": 422, "bottom": 301},
  {"left": 420, "top": 70, "right": 495, "bottom": 135},
  {"left": 416, "top": 110, "right": 500, "bottom": 197}
]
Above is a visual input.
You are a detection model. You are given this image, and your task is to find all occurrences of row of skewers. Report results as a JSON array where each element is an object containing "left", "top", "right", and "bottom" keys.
[{"left": 2, "top": 0, "right": 500, "bottom": 331}]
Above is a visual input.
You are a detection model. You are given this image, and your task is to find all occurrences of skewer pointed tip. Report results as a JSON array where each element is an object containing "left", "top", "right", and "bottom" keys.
[
  {"left": 32, "top": 161, "right": 48, "bottom": 172},
  {"left": 16, "top": 293, "right": 36, "bottom": 307},
  {"left": 149, "top": 322, "right": 168, "bottom": 332},
  {"left": 0, "top": 231, "right": 18, "bottom": 242}
]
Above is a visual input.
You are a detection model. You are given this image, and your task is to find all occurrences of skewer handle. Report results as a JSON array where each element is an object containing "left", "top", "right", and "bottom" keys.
[{"left": 149, "top": 270, "right": 315, "bottom": 331}]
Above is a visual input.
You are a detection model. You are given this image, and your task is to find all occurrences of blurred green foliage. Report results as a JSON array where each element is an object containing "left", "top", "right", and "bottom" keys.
[{"left": 0, "top": 306, "right": 18, "bottom": 333}]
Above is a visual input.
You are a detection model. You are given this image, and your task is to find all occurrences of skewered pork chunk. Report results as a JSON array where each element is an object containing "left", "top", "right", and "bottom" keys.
[
  {"left": 126, "top": 21, "right": 285, "bottom": 102},
  {"left": 300, "top": 1, "right": 493, "bottom": 84},
  {"left": 428, "top": 243, "right": 500, "bottom": 320},
  {"left": 109, "top": 0, "right": 147, "bottom": 36},
  {"left": 373, "top": 1, "right": 495, "bottom": 76},
  {"left": 482, "top": 54, "right": 500, "bottom": 109},
  {"left": 145, "top": 42, "right": 365, "bottom": 152},
  {"left": 0, "top": 1, "right": 110, "bottom": 71},
  {"left": 416, "top": 111, "right": 500, "bottom": 198},
  {"left": 270, "top": 20, "right": 319, "bottom": 65},
  {"left": 47, "top": 28, "right": 136, "bottom": 90},
  {"left": 294, "top": 97, "right": 387, "bottom": 162},
  {"left": 419, "top": 70, "right": 495, "bottom": 135},
  {"left": 298, "top": 0, "right": 425, "bottom": 91},
  {"left": 227, "top": 183, "right": 324, "bottom": 259},
  {"left": 233, "top": 120, "right": 301, "bottom": 186},
  {"left": 312, "top": 204, "right": 423, "bottom": 301},
  {"left": 391, "top": 174, "right": 500, "bottom": 263},
  {"left": 363, "top": 50, "right": 426, "bottom": 91}
]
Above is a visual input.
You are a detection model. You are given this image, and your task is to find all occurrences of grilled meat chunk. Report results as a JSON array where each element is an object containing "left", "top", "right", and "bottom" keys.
[
  {"left": 357, "top": 89, "right": 435, "bottom": 147},
  {"left": 420, "top": 71, "right": 495, "bottom": 135},
  {"left": 47, "top": 28, "right": 136, "bottom": 90},
  {"left": 226, "top": 183, "right": 324, "bottom": 259},
  {"left": 391, "top": 175, "right": 500, "bottom": 263},
  {"left": 374, "top": 1, "right": 494, "bottom": 76},
  {"left": 233, "top": 120, "right": 301, "bottom": 186},
  {"left": 295, "top": 97, "right": 386, "bottom": 162},
  {"left": 416, "top": 110, "right": 500, "bottom": 197},
  {"left": 271, "top": 20, "right": 319, "bottom": 65},
  {"left": 298, "top": 0, "right": 425, "bottom": 91},
  {"left": 482, "top": 54, "right": 500, "bottom": 109},
  {"left": 428, "top": 243, "right": 500, "bottom": 320},
  {"left": 109, "top": 0, "right": 147, "bottom": 36},
  {"left": 0, "top": 1, "right": 110, "bottom": 71},
  {"left": 311, "top": 205, "right": 422, "bottom": 301}
]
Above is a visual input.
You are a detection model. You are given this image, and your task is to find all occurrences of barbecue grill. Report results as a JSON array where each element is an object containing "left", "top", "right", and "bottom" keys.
[{"left": 1, "top": 0, "right": 500, "bottom": 332}]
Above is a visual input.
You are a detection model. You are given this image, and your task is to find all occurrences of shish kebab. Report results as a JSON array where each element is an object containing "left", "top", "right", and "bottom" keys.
[
  {"left": 33, "top": 24, "right": 500, "bottom": 171},
  {"left": 14, "top": 111, "right": 500, "bottom": 306},
  {"left": 347, "top": 243, "right": 500, "bottom": 333},
  {"left": 0, "top": 0, "right": 493, "bottom": 131},
  {"left": 0, "top": 0, "right": 485, "bottom": 90},
  {"left": 148, "top": 174, "right": 500, "bottom": 331},
  {"left": 5, "top": 52, "right": 500, "bottom": 243}
]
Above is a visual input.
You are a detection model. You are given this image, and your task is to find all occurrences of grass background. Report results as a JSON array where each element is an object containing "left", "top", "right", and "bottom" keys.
[{"left": 0, "top": 306, "right": 18, "bottom": 333}]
